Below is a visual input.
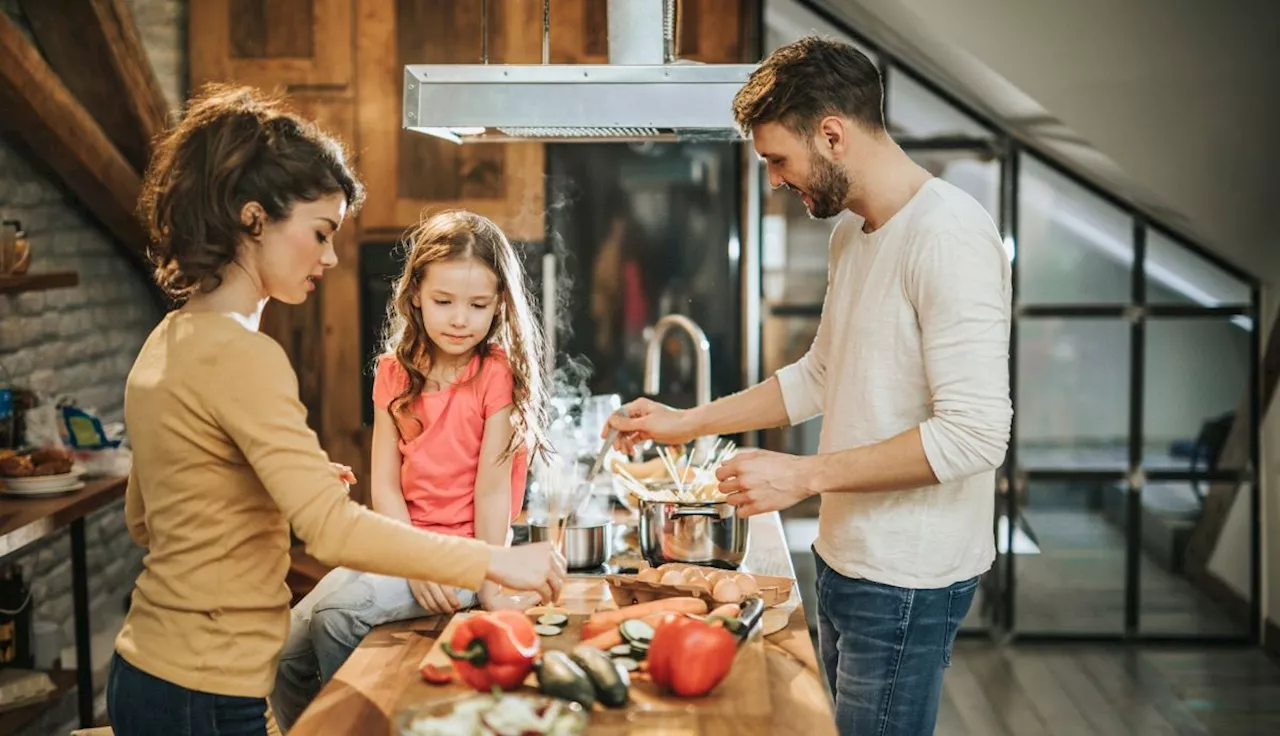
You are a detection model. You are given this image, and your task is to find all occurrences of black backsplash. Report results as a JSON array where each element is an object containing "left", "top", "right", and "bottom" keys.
[{"left": 545, "top": 141, "right": 744, "bottom": 408}]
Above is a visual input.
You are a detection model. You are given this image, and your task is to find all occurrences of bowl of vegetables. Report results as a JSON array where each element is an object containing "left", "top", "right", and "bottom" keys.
[{"left": 394, "top": 691, "right": 588, "bottom": 736}]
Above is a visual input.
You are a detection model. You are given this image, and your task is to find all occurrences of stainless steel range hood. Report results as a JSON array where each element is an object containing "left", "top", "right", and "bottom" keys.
[{"left": 403, "top": 0, "right": 757, "bottom": 144}]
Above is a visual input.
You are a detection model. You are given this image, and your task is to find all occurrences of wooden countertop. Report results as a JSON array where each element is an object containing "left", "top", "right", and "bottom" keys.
[
  {"left": 289, "top": 512, "right": 837, "bottom": 735},
  {"left": 0, "top": 475, "right": 128, "bottom": 557}
]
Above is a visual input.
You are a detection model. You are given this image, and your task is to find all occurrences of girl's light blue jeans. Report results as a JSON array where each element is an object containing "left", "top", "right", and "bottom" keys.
[{"left": 268, "top": 566, "right": 477, "bottom": 731}]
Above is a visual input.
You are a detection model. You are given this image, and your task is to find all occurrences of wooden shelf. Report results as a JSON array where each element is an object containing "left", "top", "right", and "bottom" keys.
[
  {"left": 0, "top": 669, "right": 78, "bottom": 734},
  {"left": 0, "top": 271, "right": 79, "bottom": 294}
]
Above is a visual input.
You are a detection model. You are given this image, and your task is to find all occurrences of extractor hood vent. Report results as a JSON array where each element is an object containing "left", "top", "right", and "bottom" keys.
[{"left": 403, "top": 1, "right": 757, "bottom": 144}]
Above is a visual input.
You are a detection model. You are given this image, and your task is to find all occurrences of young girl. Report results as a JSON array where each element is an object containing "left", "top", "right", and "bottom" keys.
[
  {"left": 109, "top": 86, "right": 565, "bottom": 736},
  {"left": 271, "top": 210, "right": 551, "bottom": 730}
]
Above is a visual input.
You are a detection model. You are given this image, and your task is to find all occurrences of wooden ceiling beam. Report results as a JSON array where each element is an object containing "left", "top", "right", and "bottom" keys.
[
  {"left": 20, "top": 0, "right": 171, "bottom": 173},
  {"left": 0, "top": 11, "right": 150, "bottom": 276}
]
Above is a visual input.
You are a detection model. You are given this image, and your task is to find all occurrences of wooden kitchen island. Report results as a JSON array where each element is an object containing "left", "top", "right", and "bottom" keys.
[{"left": 289, "top": 512, "right": 836, "bottom": 735}]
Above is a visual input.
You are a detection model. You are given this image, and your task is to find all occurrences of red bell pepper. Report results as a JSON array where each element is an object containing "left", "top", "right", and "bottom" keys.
[
  {"left": 442, "top": 610, "right": 541, "bottom": 691},
  {"left": 420, "top": 663, "right": 453, "bottom": 685},
  {"left": 647, "top": 614, "right": 739, "bottom": 697}
]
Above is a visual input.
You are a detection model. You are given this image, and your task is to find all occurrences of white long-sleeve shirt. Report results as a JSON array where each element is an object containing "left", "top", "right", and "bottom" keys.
[{"left": 777, "top": 177, "right": 1012, "bottom": 589}]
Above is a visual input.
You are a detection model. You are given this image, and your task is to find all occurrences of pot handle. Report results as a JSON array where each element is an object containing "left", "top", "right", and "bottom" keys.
[{"left": 671, "top": 507, "right": 720, "bottom": 519}]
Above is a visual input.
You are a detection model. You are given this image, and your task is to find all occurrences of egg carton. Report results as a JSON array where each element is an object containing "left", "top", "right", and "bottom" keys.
[{"left": 603, "top": 566, "right": 793, "bottom": 608}]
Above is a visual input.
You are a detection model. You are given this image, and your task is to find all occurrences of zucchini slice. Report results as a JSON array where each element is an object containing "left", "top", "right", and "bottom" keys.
[
  {"left": 613, "top": 657, "right": 640, "bottom": 672},
  {"left": 619, "top": 619, "right": 655, "bottom": 645},
  {"left": 534, "top": 624, "right": 563, "bottom": 637},
  {"left": 537, "top": 613, "right": 569, "bottom": 627}
]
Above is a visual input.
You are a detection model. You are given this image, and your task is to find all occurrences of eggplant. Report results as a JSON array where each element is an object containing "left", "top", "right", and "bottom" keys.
[
  {"left": 535, "top": 650, "right": 596, "bottom": 708},
  {"left": 570, "top": 644, "right": 631, "bottom": 707}
]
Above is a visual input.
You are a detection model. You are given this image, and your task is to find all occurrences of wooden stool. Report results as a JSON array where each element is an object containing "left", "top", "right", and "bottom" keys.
[{"left": 70, "top": 728, "right": 114, "bottom": 736}]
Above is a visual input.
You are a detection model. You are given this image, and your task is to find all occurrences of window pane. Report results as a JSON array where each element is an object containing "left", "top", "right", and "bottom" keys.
[
  {"left": 888, "top": 70, "right": 991, "bottom": 140},
  {"left": 908, "top": 151, "right": 999, "bottom": 224},
  {"left": 1145, "top": 229, "right": 1251, "bottom": 306},
  {"left": 1018, "top": 319, "right": 1130, "bottom": 470},
  {"left": 1139, "top": 482, "right": 1251, "bottom": 636},
  {"left": 1143, "top": 318, "right": 1251, "bottom": 471},
  {"left": 1016, "top": 479, "right": 1126, "bottom": 634},
  {"left": 1018, "top": 155, "right": 1134, "bottom": 305},
  {"left": 764, "top": 0, "right": 877, "bottom": 60}
]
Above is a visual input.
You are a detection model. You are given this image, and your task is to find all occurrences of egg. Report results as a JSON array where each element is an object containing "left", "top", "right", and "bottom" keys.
[
  {"left": 712, "top": 578, "right": 743, "bottom": 603},
  {"left": 680, "top": 567, "right": 707, "bottom": 585},
  {"left": 660, "top": 569, "right": 686, "bottom": 586},
  {"left": 637, "top": 567, "right": 662, "bottom": 584},
  {"left": 733, "top": 573, "right": 760, "bottom": 596}
]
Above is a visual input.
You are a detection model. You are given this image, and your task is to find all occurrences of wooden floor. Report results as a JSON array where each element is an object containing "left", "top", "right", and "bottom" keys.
[
  {"left": 1013, "top": 508, "right": 1245, "bottom": 636},
  {"left": 780, "top": 506, "right": 1276, "bottom": 735},
  {"left": 937, "top": 642, "right": 1280, "bottom": 735}
]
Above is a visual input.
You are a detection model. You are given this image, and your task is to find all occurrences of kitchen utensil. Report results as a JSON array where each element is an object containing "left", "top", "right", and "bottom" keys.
[
  {"left": 732, "top": 596, "right": 766, "bottom": 645},
  {"left": 528, "top": 519, "right": 611, "bottom": 570},
  {"left": 637, "top": 498, "right": 750, "bottom": 569}
]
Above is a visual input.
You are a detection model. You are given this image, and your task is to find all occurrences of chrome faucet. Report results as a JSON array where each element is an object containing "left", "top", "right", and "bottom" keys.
[{"left": 643, "top": 314, "right": 712, "bottom": 409}]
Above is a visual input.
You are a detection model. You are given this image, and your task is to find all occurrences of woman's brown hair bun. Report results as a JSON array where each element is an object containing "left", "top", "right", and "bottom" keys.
[{"left": 137, "top": 83, "right": 365, "bottom": 301}]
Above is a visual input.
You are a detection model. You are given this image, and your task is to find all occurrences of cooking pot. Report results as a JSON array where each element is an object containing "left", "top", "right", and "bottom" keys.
[
  {"left": 527, "top": 519, "right": 612, "bottom": 570},
  {"left": 637, "top": 498, "right": 749, "bottom": 569}
]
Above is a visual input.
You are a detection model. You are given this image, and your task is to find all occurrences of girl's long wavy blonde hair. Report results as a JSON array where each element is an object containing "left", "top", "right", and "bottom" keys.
[{"left": 379, "top": 209, "right": 549, "bottom": 463}]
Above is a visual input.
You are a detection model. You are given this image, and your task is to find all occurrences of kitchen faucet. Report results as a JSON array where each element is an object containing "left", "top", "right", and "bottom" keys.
[{"left": 642, "top": 314, "right": 717, "bottom": 460}]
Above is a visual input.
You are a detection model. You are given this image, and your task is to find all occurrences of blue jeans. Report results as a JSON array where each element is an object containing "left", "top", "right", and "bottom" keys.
[
  {"left": 269, "top": 567, "right": 477, "bottom": 731},
  {"left": 107, "top": 652, "right": 270, "bottom": 735},
  {"left": 813, "top": 548, "right": 977, "bottom": 736}
]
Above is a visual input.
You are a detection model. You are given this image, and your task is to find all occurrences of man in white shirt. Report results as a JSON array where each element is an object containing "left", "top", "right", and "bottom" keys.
[{"left": 606, "top": 36, "right": 1012, "bottom": 735}]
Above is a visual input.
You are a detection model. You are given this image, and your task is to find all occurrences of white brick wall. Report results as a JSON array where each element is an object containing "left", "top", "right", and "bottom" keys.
[{"left": 0, "top": 0, "right": 186, "bottom": 732}]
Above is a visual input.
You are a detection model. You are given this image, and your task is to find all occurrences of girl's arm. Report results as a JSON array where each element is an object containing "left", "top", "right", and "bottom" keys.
[
  {"left": 369, "top": 404, "right": 412, "bottom": 524},
  {"left": 473, "top": 404, "right": 518, "bottom": 608}
]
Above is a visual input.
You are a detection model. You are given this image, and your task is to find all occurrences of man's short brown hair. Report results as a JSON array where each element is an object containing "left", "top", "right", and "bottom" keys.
[{"left": 732, "top": 36, "right": 885, "bottom": 137}]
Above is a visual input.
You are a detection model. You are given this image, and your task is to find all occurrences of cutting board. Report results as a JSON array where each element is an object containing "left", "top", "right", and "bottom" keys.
[{"left": 417, "top": 610, "right": 772, "bottom": 719}]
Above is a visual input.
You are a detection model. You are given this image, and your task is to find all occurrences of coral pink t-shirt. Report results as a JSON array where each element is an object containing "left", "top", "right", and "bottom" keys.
[{"left": 372, "top": 350, "right": 529, "bottom": 537}]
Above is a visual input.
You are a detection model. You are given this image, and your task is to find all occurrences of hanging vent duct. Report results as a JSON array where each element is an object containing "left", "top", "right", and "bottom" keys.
[{"left": 403, "top": 0, "right": 757, "bottom": 143}]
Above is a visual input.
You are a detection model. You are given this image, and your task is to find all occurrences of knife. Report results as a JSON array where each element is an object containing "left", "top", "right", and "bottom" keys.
[{"left": 732, "top": 596, "right": 766, "bottom": 647}]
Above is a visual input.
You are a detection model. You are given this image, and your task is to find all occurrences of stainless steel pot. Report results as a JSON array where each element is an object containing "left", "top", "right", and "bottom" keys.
[
  {"left": 637, "top": 499, "right": 749, "bottom": 569},
  {"left": 527, "top": 520, "right": 612, "bottom": 570}
]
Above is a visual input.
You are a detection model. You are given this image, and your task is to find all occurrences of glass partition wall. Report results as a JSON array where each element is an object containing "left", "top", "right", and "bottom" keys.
[{"left": 763, "top": 0, "right": 1261, "bottom": 645}]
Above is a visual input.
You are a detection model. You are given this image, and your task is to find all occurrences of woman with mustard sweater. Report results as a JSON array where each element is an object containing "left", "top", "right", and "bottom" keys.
[{"left": 105, "top": 84, "right": 566, "bottom": 735}]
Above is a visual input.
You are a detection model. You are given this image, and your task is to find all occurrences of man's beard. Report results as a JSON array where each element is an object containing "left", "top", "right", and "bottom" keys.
[{"left": 798, "top": 144, "right": 852, "bottom": 220}]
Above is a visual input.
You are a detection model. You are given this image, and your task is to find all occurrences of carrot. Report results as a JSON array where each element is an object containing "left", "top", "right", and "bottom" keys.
[
  {"left": 579, "top": 627, "right": 624, "bottom": 651},
  {"left": 707, "top": 603, "right": 742, "bottom": 621},
  {"left": 580, "top": 609, "right": 690, "bottom": 651},
  {"left": 585, "top": 597, "right": 707, "bottom": 630},
  {"left": 580, "top": 620, "right": 614, "bottom": 641}
]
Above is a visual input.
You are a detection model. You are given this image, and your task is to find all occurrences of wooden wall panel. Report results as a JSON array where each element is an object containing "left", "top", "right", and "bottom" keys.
[
  {"left": 189, "top": 0, "right": 352, "bottom": 93},
  {"left": 355, "top": 0, "right": 544, "bottom": 241}
]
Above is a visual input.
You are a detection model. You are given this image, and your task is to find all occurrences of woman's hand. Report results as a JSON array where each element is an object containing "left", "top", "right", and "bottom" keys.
[
  {"left": 409, "top": 580, "right": 463, "bottom": 615},
  {"left": 478, "top": 587, "right": 540, "bottom": 611},
  {"left": 485, "top": 542, "right": 566, "bottom": 604},
  {"left": 331, "top": 463, "right": 357, "bottom": 486}
]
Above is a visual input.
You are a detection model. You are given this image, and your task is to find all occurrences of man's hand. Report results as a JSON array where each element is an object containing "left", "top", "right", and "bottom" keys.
[
  {"left": 716, "top": 449, "right": 816, "bottom": 516},
  {"left": 603, "top": 397, "right": 698, "bottom": 453},
  {"left": 409, "top": 580, "right": 462, "bottom": 615}
]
